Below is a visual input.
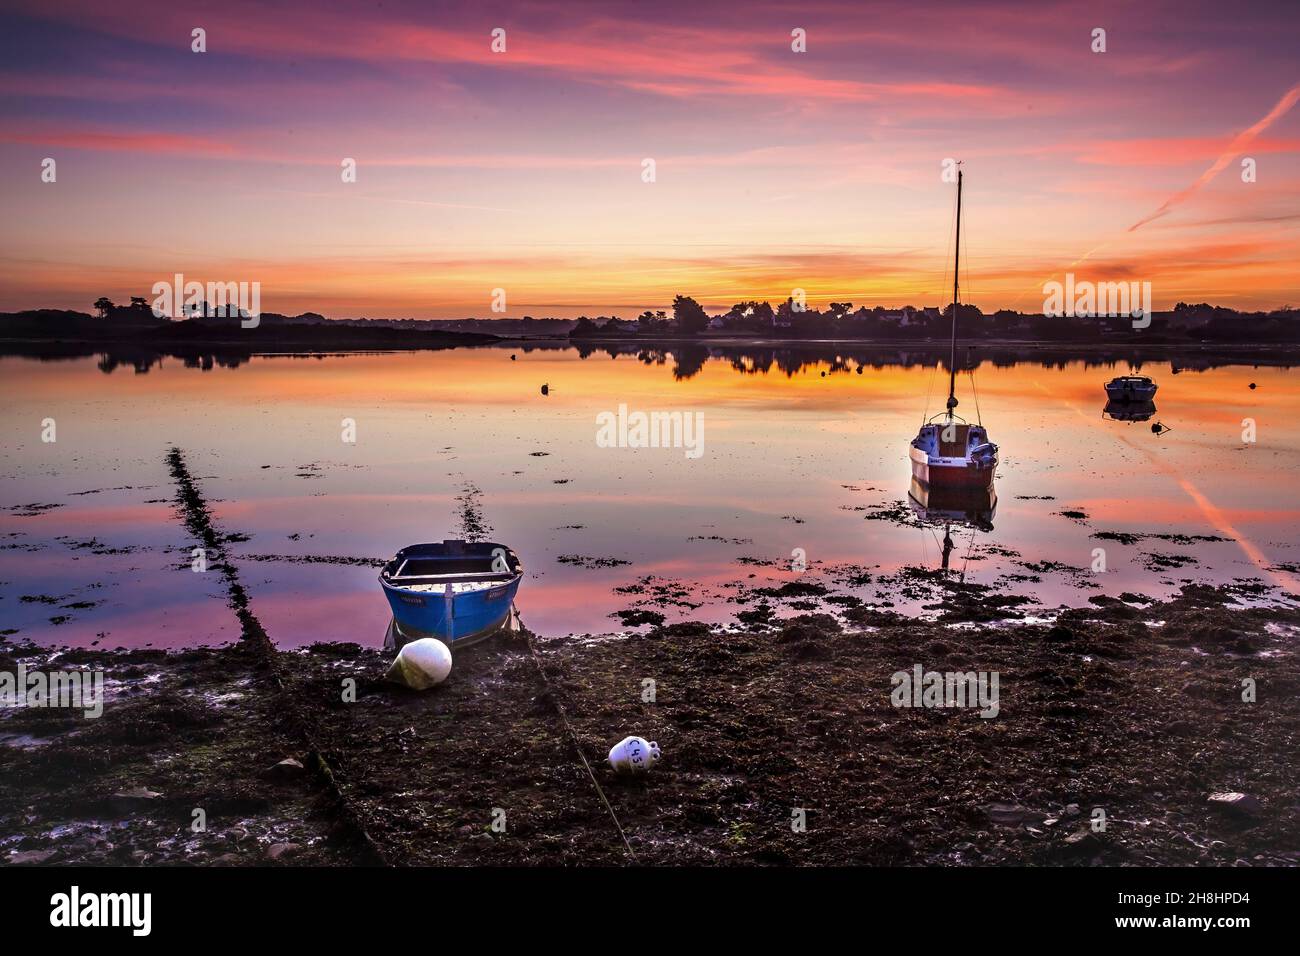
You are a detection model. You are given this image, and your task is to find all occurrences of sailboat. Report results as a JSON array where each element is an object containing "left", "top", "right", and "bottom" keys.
[{"left": 909, "top": 167, "right": 998, "bottom": 494}]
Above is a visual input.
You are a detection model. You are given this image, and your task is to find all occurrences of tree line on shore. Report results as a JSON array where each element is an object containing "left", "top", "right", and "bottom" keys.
[
  {"left": 567, "top": 295, "right": 1300, "bottom": 342},
  {"left": 3, "top": 294, "right": 1298, "bottom": 345}
]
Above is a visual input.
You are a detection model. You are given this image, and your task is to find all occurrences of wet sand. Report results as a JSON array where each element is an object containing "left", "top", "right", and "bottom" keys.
[{"left": 3, "top": 582, "right": 1297, "bottom": 866}]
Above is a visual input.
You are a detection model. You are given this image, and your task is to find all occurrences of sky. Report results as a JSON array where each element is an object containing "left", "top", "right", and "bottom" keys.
[{"left": 1, "top": 0, "right": 1298, "bottom": 318}]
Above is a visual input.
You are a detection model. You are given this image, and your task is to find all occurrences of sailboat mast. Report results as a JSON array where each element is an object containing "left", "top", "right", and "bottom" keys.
[{"left": 946, "top": 168, "right": 962, "bottom": 416}]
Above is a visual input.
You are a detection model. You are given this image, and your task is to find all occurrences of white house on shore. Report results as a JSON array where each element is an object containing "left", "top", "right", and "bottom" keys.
[
  {"left": 880, "top": 307, "right": 915, "bottom": 326},
  {"left": 881, "top": 306, "right": 939, "bottom": 328}
]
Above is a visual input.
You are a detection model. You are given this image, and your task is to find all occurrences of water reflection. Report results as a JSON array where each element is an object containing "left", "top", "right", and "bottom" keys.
[
  {"left": 906, "top": 481, "right": 997, "bottom": 572},
  {"left": 1, "top": 345, "right": 1297, "bottom": 648},
  {"left": 907, "top": 479, "right": 997, "bottom": 531},
  {"left": 2, "top": 341, "right": 1295, "bottom": 382},
  {"left": 1103, "top": 399, "right": 1157, "bottom": 422},
  {"left": 566, "top": 341, "right": 1297, "bottom": 381}
]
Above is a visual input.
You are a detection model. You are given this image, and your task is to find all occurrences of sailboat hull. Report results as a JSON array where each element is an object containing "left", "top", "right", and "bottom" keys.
[{"left": 909, "top": 445, "right": 997, "bottom": 490}]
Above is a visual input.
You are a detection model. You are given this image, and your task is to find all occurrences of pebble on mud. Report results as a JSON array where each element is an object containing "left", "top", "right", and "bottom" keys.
[
  {"left": 108, "top": 787, "right": 163, "bottom": 811},
  {"left": 266, "top": 842, "right": 301, "bottom": 862},
  {"left": 7, "top": 849, "right": 56, "bottom": 865},
  {"left": 264, "top": 757, "right": 306, "bottom": 779},
  {"left": 1206, "top": 792, "right": 1262, "bottom": 817}
]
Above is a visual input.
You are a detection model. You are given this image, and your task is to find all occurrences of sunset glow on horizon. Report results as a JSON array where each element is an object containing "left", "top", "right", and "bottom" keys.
[{"left": 2, "top": 0, "right": 1299, "bottom": 318}]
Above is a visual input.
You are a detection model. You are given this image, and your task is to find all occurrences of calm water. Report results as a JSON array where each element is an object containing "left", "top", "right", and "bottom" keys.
[{"left": 2, "top": 345, "right": 1297, "bottom": 649}]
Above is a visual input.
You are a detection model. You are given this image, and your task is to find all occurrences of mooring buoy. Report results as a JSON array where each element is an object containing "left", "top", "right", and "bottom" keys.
[
  {"left": 385, "top": 638, "right": 453, "bottom": 690},
  {"left": 608, "top": 735, "right": 661, "bottom": 774}
]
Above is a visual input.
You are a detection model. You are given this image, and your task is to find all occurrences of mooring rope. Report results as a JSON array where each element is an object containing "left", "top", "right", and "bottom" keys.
[
  {"left": 165, "top": 447, "right": 393, "bottom": 867},
  {"left": 922, "top": 358, "right": 940, "bottom": 425},
  {"left": 516, "top": 613, "right": 637, "bottom": 862},
  {"left": 960, "top": 524, "right": 978, "bottom": 582}
]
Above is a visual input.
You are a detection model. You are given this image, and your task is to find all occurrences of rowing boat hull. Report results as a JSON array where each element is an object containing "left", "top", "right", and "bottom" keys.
[
  {"left": 378, "top": 540, "right": 523, "bottom": 647},
  {"left": 383, "top": 606, "right": 516, "bottom": 651},
  {"left": 381, "top": 575, "right": 521, "bottom": 644}
]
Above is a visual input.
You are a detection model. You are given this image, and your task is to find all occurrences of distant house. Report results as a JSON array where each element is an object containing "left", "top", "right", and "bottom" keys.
[
  {"left": 601, "top": 318, "right": 639, "bottom": 334},
  {"left": 1167, "top": 304, "right": 1220, "bottom": 330},
  {"left": 772, "top": 312, "right": 793, "bottom": 329},
  {"left": 708, "top": 316, "right": 727, "bottom": 330},
  {"left": 881, "top": 306, "right": 935, "bottom": 328}
]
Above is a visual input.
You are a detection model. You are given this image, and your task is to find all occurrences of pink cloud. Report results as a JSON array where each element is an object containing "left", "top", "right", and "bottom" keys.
[
  {"left": 1069, "top": 136, "right": 1300, "bottom": 167},
  {"left": 22, "top": 1, "right": 1022, "bottom": 109}
]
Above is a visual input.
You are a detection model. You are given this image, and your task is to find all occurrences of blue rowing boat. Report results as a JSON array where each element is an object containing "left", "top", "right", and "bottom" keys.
[{"left": 379, "top": 540, "right": 523, "bottom": 647}]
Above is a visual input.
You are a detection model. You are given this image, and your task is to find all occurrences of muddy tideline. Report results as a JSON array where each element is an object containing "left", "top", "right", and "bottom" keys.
[{"left": 2, "top": 583, "right": 1296, "bottom": 867}]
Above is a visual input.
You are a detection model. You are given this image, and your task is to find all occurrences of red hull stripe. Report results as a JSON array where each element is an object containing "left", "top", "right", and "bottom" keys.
[{"left": 911, "top": 460, "right": 996, "bottom": 490}]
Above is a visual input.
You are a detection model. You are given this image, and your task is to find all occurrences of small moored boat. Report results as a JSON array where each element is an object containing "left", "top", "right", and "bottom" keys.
[
  {"left": 910, "top": 420, "right": 998, "bottom": 490},
  {"left": 1104, "top": 375, "right": 1158, "bottom": 402},
  {"left": 380, "top": 540, "right": 523, "bottom": 648}
]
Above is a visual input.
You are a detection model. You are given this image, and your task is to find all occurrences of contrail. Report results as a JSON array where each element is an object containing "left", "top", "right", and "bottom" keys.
[
  {"left": 1127, "top": 83, "right": 1300, "bottom": 232},
  {"left": 1031, "top": 381, "right": 1298, "bottom": 594},
  {"left": 1013, "top": 82, "right": 1300, "bottom": 307}
]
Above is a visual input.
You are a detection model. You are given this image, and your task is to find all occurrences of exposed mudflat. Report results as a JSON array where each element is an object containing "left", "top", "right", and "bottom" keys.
[{"left": 3, "top": 584, "right": 1297, "bottom": 866}]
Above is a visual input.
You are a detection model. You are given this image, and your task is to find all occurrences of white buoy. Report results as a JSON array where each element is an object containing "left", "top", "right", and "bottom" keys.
[
  {"left": 607, "top": 735, "right": 661, "bottom": 774},
  {"left": 385, "top": 638, "right": 453, "bottom": 690}
]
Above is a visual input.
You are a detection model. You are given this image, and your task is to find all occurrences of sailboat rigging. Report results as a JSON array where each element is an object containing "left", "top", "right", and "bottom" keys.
[{"left": 908, "top": 167, "right": 999, "bottom": 494}]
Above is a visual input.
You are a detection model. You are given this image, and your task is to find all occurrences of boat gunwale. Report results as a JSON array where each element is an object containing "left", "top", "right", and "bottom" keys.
[
  {"left": 379, "top": 567, "right": 517, "bottom": 582},
  {"left": 380, "top": 569, "right": 521, "bottom": 587},
  {"left": 380, "top": 540, "right": 524, "bottom": 586}
]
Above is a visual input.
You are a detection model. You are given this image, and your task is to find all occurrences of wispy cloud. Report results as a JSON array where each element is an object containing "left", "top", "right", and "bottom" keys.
[{"left": 1128, "top": 83, "right": 1300, "bottom": 231}]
